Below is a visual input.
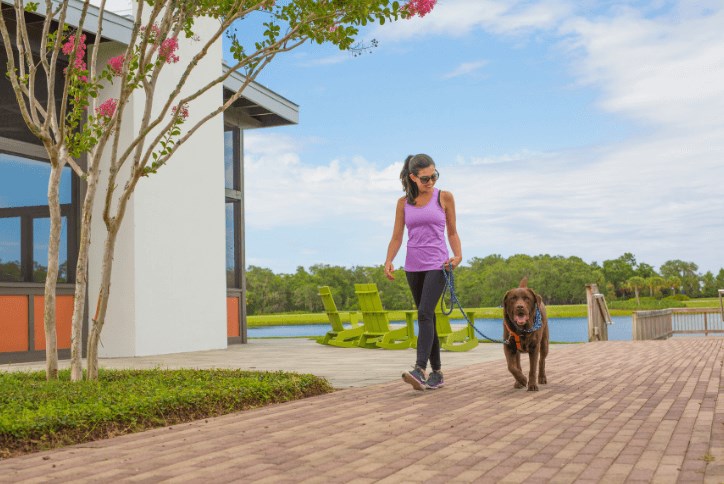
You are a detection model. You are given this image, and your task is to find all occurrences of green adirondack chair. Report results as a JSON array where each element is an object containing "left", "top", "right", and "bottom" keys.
[
  {"left": 316, "top": 286, "right": 364, "bottom": 348},
  {"left": 410, "top": 298, "right": 478, "bottom": 352},
  {"left": 354, "top": 283, "right": 415, "bottom": 349}
]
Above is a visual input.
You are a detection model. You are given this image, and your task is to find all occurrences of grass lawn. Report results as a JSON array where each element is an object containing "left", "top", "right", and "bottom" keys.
[
  {"left": 684, "top": 297, "right": 722, "bottom": 308},
  {"left": 248, "top": 297, "right": 723, "bottom": 327},
  {"left": 0, "top": 368, "right": 331, "bottom": 458},
  {"left": 247, "top": 304, "right": 630, "bottom": 327}
]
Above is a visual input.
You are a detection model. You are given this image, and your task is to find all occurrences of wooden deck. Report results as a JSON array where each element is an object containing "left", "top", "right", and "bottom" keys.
[{"left": 0, "top": 339, "right": 722, "bottom": 482}]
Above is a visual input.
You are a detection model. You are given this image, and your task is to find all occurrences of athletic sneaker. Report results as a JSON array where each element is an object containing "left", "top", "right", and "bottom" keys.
[
  {"left": 402, "top": 366, "right": 427, "bottom": 391},
  {"left": 426, "top": 370, "right": 444, "bottom": 389}
]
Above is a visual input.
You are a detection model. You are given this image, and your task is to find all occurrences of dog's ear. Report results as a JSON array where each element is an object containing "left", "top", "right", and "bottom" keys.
[
  {"left": 529, "top": 289, "right": 542, "bottom": 306},
  {"left": 502, "top": 290, "right": 512, "bottom": 320},
  {"left": 519, "top": 277, "right": 528, "bottom": 288}
]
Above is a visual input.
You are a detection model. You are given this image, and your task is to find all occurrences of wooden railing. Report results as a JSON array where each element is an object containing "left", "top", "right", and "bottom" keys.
[
  {"left": 671, "top": 308, "right": 724, "bottom": 336},
  {"left": 632, "top": 308, "right": 724, "bottom": 340},
  {"left": 632, "top": 309, "right": 672, "bottom": 340}
]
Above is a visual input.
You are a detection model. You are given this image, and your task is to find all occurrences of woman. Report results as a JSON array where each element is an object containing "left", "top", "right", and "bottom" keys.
[{"left": 384, "top": 153, "right": 462, "bottom": 391}]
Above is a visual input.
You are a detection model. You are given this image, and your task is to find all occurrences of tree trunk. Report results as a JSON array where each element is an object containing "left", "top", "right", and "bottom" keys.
[
  {"left": 69, "top": 166, "right": 99, "bottom": 381},
  {"left": 635, "top": 287, "right": 640, "bottom": 306},
  {"left": 86, "top": 225, "right": 118, "bottom": 380},
  {"left": 44, "top": 161, "right": 63, "bottom": 380}
]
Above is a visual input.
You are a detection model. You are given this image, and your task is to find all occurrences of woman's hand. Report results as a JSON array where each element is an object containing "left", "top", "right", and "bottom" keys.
[
  {"left": 384, "top": 261, "right": 395, "bottom": 280},
  {"left": 445, "top": 256, "right": 462, "bottom": 270}
]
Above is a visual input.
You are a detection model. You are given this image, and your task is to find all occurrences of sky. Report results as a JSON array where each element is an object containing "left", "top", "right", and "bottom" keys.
[{"left": 232, "top": 0, "right": 723, "bottom": 276}]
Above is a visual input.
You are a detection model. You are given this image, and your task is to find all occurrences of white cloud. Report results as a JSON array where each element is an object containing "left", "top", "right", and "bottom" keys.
[
  {"left": 561, "top": 7, "right": 724, "bottom": 131},
  {"left": 374, "top": 0, "right": 572, "bottom": 41},
  {"left": 454, "top": 127, "right": 723, "bottom": 268},
  {"left": 442, "top": 60, "right": 488, "bottom": 79},
  {"left": 463, "top": 149, "right": 549, "bottom": 165},
  {"left": 243, "top": 132, "right": 402, "bottom": 230},
  {"left": 244, "top": 124, "right": 723, "bottom": 274},
  {"left": 242, "top": 1, "right": 724, "bottom": 275}
]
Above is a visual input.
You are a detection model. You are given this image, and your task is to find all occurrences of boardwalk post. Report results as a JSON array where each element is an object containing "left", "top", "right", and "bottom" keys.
[
  {"left": 632, "top": 311, "right": 639, "bottom": 340},
  {"left": 586, "top": 284, "right": 597, "bottom": 341},
  {"left": 586, "top": 284, "right": 610, "bottom": 341}
]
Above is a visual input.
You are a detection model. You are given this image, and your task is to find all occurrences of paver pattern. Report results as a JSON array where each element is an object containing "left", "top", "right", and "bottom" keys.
[{"left": 0, "top": 339, "right": 722, "bottom": 483}]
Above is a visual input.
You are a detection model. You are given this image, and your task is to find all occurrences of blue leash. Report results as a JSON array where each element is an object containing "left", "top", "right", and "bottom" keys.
[{"left": 441, "top": 265, "right": 508, "bottom": 345}]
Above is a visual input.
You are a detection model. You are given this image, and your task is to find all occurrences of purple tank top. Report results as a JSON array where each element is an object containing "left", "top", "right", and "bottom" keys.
[{"left": 404, "top": 188, "right": 449, "bottom": 272}]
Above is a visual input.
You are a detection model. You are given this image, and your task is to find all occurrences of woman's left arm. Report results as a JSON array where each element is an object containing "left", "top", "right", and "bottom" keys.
[{"left": 442, "top": 191, "right": 462, "bottom": 269}]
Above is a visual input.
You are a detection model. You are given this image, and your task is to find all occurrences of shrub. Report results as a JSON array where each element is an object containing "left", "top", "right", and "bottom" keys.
[
  {"left": 0, "top": 368, "right": 332, "bottom": 457},
  {"left": 608, "top": 297, "right": 687, "bottom": 310}
]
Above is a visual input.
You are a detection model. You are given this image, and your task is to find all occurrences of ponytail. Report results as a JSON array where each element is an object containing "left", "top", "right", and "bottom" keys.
[
  {"left": 399, "top": 153, "right": 435, "bottom": 205},
  {"left": 400, "top": 155, "right": 418, "bottom": 205}
]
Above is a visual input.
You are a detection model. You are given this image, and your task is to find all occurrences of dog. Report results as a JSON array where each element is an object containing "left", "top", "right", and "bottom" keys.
[{"left": 502, "top": 277, "right": 549, "bottom": 391}]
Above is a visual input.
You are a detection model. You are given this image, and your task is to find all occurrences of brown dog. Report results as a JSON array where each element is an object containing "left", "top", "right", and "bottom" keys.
[{"left": 502, "top": 277, "right": 549, "bottom": 391}]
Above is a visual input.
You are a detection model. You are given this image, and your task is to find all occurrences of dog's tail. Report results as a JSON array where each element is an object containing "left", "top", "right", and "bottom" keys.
[{"left": 519, "top": 276, "right": 528, "bottom": 288}]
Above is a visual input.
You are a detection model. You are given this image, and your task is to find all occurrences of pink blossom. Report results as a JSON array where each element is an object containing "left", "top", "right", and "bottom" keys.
[
  {"left": 404, "top": 0, "right": 436, "bottom": 17},
  {"left": 62, "top": 34, "right": 88, "bottom": 81},
  {"left": 172, "top": 103, "right": 189, "bottom": 120},
  {"left": 140, "top": 24, "right": 162, "bottom": 42},
  {"left": 159, "top": 37, "right": 180, "bottom": 64},
  {"left": 107, "top": 55, "right": 125, "bottom": 76},
  {"left": 95, "top": 98, "right": 117, "bottom": 119}
]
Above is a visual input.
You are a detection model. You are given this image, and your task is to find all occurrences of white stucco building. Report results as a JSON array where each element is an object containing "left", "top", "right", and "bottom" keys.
[{"left": 0, "top": 0, "right": 298, "bottom": 362}]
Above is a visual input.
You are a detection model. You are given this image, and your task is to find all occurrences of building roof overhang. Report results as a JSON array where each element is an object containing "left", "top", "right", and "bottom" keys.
[{"left": 0, "top": 0, "right": 299, "bottom": 127}]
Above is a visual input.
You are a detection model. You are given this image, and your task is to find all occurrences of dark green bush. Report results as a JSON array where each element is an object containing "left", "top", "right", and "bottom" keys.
[{"left": 0, "top": 368, "right": 332, "bottom": 457}]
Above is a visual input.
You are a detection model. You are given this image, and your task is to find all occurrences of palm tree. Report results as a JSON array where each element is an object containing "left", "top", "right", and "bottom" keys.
[
  {"left": 627, "top": 276, "right": 646, "bottom": 305},
  {"left": 666, "top": 276, "right": 682, "bottom": 297},
  {"left": 645, "top": 276, "right": 665, "bottom": 298}
]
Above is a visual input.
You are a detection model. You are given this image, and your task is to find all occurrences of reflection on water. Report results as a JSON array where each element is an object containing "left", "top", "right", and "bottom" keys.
[{"left": 248, "top": 316, "right": 633, "bottom": 342}]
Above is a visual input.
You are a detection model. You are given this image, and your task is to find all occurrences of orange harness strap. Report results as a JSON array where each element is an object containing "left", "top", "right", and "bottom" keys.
[{"left": 503, "top": 320, "right": 524, "bottom": 352}]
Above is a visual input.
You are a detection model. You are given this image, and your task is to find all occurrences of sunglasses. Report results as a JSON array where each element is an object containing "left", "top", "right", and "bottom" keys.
[{"left": 416, "top": 170, "right": 439, "bottom": 184}]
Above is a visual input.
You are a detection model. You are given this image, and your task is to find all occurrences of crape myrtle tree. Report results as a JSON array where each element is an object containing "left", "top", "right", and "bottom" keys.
[{"left": 0, "top": 0, "right": 436, "bottom": 381}]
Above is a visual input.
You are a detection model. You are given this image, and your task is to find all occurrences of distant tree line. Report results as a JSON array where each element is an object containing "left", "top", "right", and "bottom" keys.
[{"left": 244, "top": 253, "right": 724, "bottom": 315}]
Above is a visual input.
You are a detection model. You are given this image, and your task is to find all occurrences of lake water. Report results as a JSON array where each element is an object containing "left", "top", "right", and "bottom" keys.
[{"left": 248, "top": 316, "right": 633, "bottom": 342}]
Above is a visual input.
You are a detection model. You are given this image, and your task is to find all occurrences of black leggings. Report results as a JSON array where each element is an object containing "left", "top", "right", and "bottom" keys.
[{"left": 406, "top": 270, "right": 446, "bottom": 371}]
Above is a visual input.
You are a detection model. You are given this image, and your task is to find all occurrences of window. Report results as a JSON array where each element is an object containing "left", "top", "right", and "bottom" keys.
[
  {"left": 224, "top": 127, "right": 243, "bottom": 289},
  {"left": 0, "top": 217, "right": 21, "bottom": 281},
  {"left": 0, "top": 150, "right": 77, "bottom": 284}
]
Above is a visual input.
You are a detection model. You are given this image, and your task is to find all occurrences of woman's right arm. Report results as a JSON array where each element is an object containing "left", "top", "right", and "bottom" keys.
[{"left": 384, "top": 198, "right": 406, "bottom": 280}]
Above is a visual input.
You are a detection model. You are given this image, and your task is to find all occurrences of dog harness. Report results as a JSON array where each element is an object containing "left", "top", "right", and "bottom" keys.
[{"left": 504, "top": 305, "right": 543, "bottom": 352}]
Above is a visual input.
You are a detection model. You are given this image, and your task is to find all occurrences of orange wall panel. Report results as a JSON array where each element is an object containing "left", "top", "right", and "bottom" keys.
[
  {"left": 227, "top": 296, "right": 240, "bottom": 338},
  {"left": 34, "top": 295, "right": 74, "bottom": 350},
  {"left": 0, "top": 295, "right": 29, "bottom": 352}
]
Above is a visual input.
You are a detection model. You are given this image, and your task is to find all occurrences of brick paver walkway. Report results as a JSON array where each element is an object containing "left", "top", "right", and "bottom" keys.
[{"left": 1, "top": 339, "right": 722, "bottom": 483}]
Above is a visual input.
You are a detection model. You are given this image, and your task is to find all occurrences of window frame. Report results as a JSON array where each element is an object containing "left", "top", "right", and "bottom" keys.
[
  {"left": 223, "top": 125, "right": 247, "bottom": 344},
  {"left": 0, "top": 140, "right": 84, "bottom": 364}
]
